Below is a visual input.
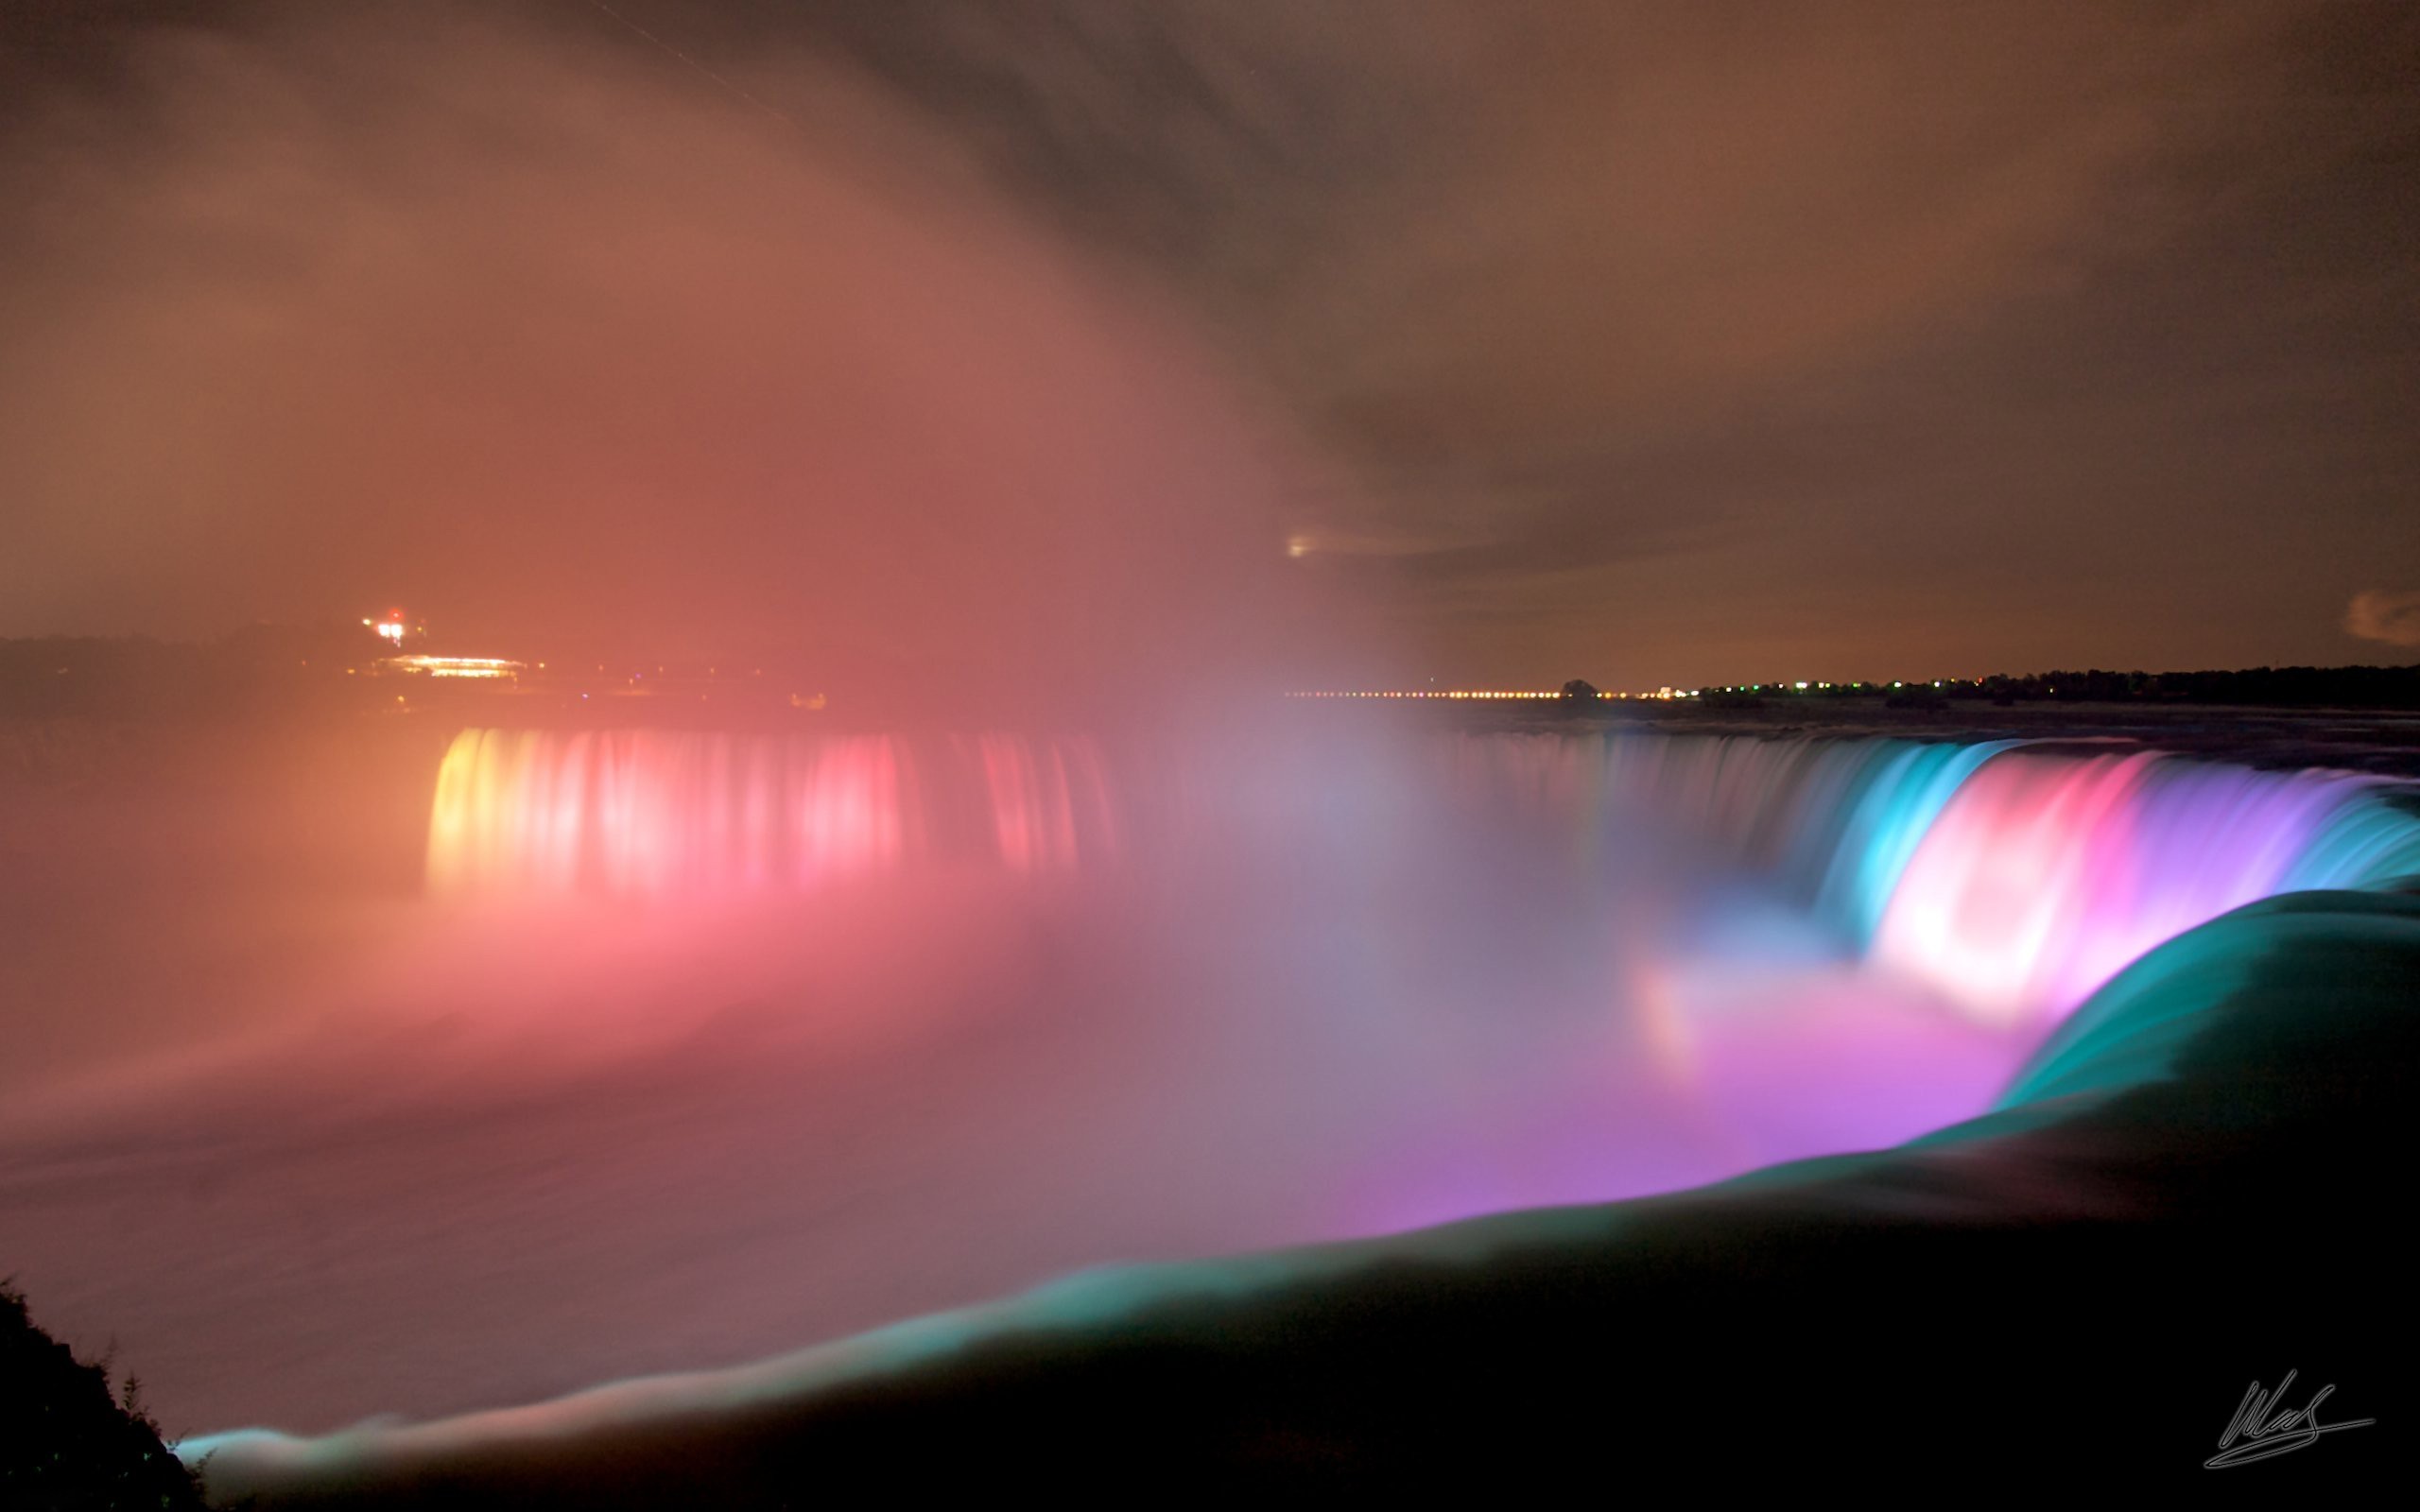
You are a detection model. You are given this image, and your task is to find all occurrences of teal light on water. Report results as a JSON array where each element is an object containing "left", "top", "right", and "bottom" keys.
[
  {"left": 1450, "top": 729, "right": 2420, "bottom": 1026},
  {"left": 1806, "top": 739, "right": 2022, "bottom": 944},
  {"left": 2283, "top": 784, "right": 2420, "bottom": 892}
]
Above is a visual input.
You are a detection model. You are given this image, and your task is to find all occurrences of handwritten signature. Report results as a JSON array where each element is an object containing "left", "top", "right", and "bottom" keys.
[{"left": 2205, "top": 1370, "right": 2376, "bottom": 1469}]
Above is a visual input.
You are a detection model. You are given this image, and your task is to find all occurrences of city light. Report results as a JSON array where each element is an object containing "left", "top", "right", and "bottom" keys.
[
  {"left": 362, "top": 610, "right": 413, "bottom": 646},
  {"left": 1286, "top": 689, "right": 1583, "bottom": 700},
  {"left": 1282, "top": 688, "right": 1704, "bottom": 701},
  {"left": 377, "top": 655, "right": 524, "bottom": 679}
]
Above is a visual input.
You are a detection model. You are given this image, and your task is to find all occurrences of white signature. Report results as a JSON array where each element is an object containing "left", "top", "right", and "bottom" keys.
[{"left": 2204, "top": 1370, "right": 2376, "bottom": 1469}]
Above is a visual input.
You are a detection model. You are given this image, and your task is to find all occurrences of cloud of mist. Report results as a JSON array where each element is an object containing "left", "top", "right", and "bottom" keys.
[
  {"left": 0, "top": 716, "right": 2034, "bottom": 1440},
  {"left": 0, "top": 1, "right": 1361, "bottom": 710},
  {"left": 170, "top": 884, "right": 2420, "bottom": 1504},
  {"left": 4, "top": 1, "right": 2414, "bottom": 687}
]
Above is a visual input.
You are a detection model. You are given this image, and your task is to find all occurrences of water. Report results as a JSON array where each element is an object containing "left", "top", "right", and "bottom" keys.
[
  {"left": 3, "top": 722, "right": 2414, "bottom": 1443},
  {"left": 1875, "top": 748, "right": 2420, "bottom": 1022},
  {"left": 1442, "top": 729, "right": 2420, "bottom": 1021},
  {"left": 424, "top": 730, "right": 1123, "bottom": 892}
]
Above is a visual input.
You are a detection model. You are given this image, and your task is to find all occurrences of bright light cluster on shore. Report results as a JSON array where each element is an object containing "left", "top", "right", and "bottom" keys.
[{"left": 378, "top": 655, "right": 526, "bottom": 679}]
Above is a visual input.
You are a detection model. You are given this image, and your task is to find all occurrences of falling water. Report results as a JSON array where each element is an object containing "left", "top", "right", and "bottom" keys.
[
  {"left": 20, "top": 719, "right": 2409, "bottom": 1441},
  {"left": 425, "top": 729, "right": 1122, "bottom": 894},
  {"left": 1872, "top": 747, "right": 2420, "bottom": 1022},
  {"left": 1440, "top": 730, "right": 2420, "bottom": 1024},
  {"left": 431, "top": 725, "right": 2420, "bottom": 1032}
]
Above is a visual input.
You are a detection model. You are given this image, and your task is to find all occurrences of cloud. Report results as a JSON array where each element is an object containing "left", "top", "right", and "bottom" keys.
[
  {"left": 0, "top": 1, "right": 1353, "bottom": 710},
  {"left": 2344, "top": 589, "right": 2420, "bottom": 648},
  {"left": 5, "top": 0, "right": 2416, "bottom": 684},
  {"left": 734, "top": 0, "right": 2420, "bottom": 679}
]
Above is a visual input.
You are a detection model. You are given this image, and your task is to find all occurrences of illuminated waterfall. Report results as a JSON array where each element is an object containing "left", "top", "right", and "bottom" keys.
[
  {"left": 1871, "top": 749, "right": 2420, "bottom": 1022},
  {"left": 1441, "top": 731, "right": 2023, "bottom": 936},
  {"left": 426, "top": 730, "right": 1118, "bottom": 894},
  {"left": 1443, "top": 730, "right": 2420, "bottom": 1024},
  {"left": 428, "top": 725, "right": 2419, "bottom": 1027}
]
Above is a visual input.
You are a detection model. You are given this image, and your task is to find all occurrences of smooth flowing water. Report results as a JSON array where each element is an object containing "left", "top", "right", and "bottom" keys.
[{"left": 4, "top": 723, "right": 2413, "bottom": 1440}]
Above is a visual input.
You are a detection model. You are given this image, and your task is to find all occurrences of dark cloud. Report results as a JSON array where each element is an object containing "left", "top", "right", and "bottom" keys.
[{"left": 746, "top": 0, "right": 2420, "bottom": 681}]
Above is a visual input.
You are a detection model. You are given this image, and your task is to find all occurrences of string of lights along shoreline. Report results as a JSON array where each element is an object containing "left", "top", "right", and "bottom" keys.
[
  {"left": 1287, "top": 689, "right": 1672, "bottom": 700},
  {"left": 1285, "top": 679, "right": 1981, "bottom": 702}
]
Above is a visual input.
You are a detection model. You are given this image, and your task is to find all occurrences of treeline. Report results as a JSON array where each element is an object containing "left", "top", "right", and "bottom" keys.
[
  {"left": 1950, "top": 664, "right": 2420, "bottom": 709},
  {"left": 1703, "top": 662, "right": 2420, "bottom": 710}
]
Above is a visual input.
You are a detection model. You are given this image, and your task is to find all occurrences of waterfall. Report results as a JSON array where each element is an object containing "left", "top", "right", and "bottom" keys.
[
  {"left": 426, "top": 730, "right": 1119, "bottom": 894},
  {"left": 427, "top": 725, "right": 2420, "bottom": 1026},
  {"left": 1440, "top": 730, "right": 2420, "bottom": 1023},
  {"left": 1871, "top": 747, "right": 2420, "bottom": 1022}
]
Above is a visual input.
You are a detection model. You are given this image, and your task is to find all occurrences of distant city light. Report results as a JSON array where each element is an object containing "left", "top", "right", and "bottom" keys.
[
  {"left": 362, "top": 609, "right": 413, "bottom": 645},
  {"left": 1281, "top": 687, "right": 1707, "bottom": 702},
  {"left": 378, "top": 655, "right": 523, "bottom": 679},
  {"left": 1285, "top": 689, "right": 1582, "bottom": 700}
]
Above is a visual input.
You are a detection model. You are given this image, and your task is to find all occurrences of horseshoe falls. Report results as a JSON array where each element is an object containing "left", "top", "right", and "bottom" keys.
[
  {"left": 423, "top": 724, "right": 2419, "bottom": 1028},
  {"left": 162, "top": 721, "right": 2420, "bottom": 1503},
  {"left": 9, "top": 720, "right": 2418, "bottom": 1476}
]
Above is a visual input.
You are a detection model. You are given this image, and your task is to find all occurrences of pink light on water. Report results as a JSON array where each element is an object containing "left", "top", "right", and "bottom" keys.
[
  {"left": 782, "top": 736, "right": 900, "bottom": 884},
  {"left": 1872, "top": 749, "right": 2411, "bottom": 1024},
  {"left": 426, "top": 729, "right": 1119, "bottom": 896},
  {"left": 973, "top": 732, "right": 1119, "bottom": 873},
  {"left": 428, "top": 726, "right": 2418, "bottom": 1030}
]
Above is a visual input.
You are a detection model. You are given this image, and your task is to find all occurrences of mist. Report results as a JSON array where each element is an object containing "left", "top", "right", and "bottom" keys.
[
  {"left": 0, "top": 717, "right": 2031, "bottom": 1435},
  {"left": 0, "top": 1, "right": 1350, "bottom": 713}
]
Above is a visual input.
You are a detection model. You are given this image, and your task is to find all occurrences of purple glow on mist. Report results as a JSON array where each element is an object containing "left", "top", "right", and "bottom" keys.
[
  {"left": 1873, "top": 749, "right": 2418, "bottom": 1023},
  {"left": 5, "top": 724, "right": 2412, "bottom": 1439}
]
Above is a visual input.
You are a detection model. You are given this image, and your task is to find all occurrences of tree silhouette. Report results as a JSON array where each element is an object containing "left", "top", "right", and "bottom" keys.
[{"left": 1, "top": 1279, "right": 206, "bottom": 1510}]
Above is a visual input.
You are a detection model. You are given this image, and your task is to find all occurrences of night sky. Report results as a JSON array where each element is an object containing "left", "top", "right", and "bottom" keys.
[{"left": 3, "top": 0, "right": 2415, "bottom": 691}]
